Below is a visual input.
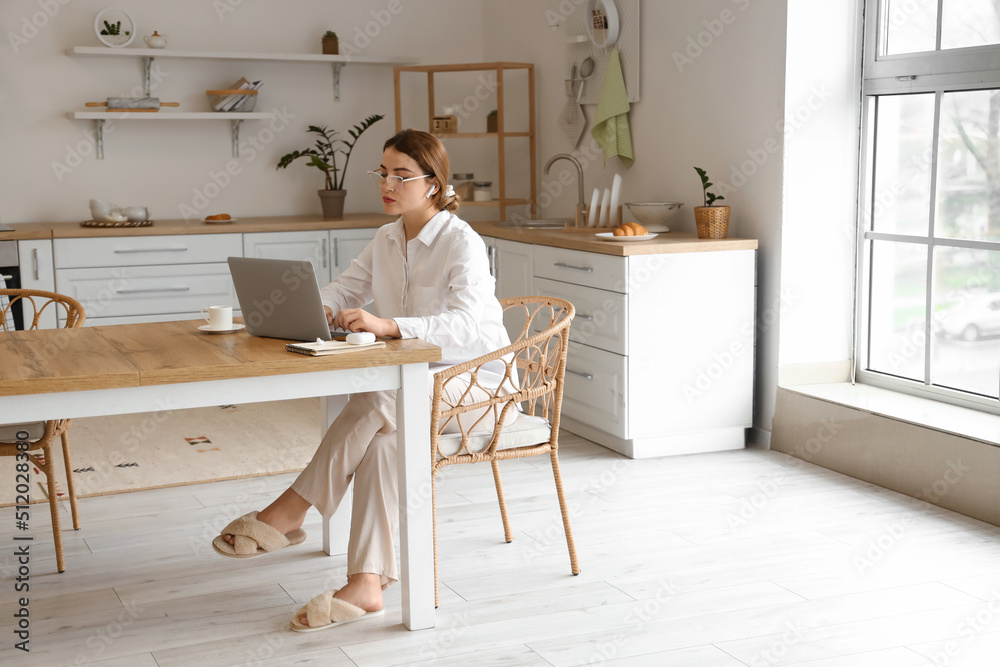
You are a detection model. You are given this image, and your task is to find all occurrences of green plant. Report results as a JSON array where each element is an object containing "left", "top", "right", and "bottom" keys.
[
  {"left": 323, "top": 31, "right": 338, "bottom": 38},
  {"left": 101, "top": 20, "right": 121, "bottom": 36},
  {"left": 277, "top": 114, "right": 384, "bottom": 190},
  {"left": 694, "top": 166, "right": 725, "bottom": 207},
  {"left": 488, "top": 109, "right": 498, "bottom": 116}
]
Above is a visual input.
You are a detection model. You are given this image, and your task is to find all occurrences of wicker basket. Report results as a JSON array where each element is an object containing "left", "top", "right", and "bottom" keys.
[
  {"left": 694, "top": 206, "right": 730, "bottom": 239},
  {"left": 206, "top": 89, "right": 258, "bottom": 112}
]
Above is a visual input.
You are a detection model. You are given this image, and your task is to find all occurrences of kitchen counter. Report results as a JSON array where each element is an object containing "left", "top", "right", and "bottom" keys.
[
  {"left": 470, "top": 222, "right": 758, "bottom": 255},
  {"left": 0, "top": 213, "right": 394, "bottom": 240},
  {"left": 2, "top": 215, "right": 759, "bottom": 254}
]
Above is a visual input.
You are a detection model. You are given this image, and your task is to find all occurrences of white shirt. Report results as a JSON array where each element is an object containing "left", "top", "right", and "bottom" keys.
[{"left": 320, "top": 210, "right": 512, "bottom": 381}]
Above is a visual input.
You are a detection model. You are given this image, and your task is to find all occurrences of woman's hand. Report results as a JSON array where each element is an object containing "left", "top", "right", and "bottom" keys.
[
  {"left": 324, "top": 306, "right": 334, "bottom": 324},
  {"left": 334, "top": 309, "right": 401, "bottom": 338}
]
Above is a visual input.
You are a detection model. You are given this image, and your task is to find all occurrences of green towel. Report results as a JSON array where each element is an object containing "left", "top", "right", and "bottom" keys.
[{"left": 590, "top": 48, "right": 633, "bottom": 167}]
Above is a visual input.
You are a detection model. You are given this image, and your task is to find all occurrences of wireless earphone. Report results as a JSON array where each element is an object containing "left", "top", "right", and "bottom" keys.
[{"left": 425, "top": 184, "right": 437, "bottom": 199}]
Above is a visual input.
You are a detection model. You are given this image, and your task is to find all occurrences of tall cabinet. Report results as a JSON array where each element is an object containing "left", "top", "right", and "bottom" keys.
[{"left": 393, "top": 62, "right": 536, "bottom": 221}]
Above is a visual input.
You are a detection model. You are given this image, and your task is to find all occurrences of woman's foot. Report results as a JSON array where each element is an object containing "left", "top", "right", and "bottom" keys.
[
  {"left": 297, "top": 573, "right": 384, "bottom": 627},
  {"left": 223, "top": 487, "right": 309, "bottom": 546}
]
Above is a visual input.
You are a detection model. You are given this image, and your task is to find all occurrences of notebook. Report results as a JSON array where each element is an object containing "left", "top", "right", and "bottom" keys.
[{"left": 285, "top": 339, "right": 386, "bottom": 356}]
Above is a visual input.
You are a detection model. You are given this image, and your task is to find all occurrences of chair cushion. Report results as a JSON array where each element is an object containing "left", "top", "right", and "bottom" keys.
[
  {"left": 0, "top": 421, "right": 45, "bottom": 442},
  {"left": 437, "top": 414, "right": 551, "bottom": 457}
]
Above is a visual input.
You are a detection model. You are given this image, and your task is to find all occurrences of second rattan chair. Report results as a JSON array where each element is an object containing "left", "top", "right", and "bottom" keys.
[
  {"left": 0, "top": 289, "right": 86, "bottom": 573},
  {"left": 430, "top": 296, "right": 579, "bottom": 606}
]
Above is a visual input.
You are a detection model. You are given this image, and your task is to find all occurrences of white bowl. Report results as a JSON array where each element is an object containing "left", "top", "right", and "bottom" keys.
[
  {"left": 625, "top": 202, "right": 683, "bottom": 232},
  {"left": 89, "top": 199, "right": 114, "bottom": 221}
]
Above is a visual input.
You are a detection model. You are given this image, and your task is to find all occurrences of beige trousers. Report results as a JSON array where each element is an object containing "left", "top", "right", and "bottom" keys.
[{"left": 290, "top": 375, "right": 516, "bottom": 587}]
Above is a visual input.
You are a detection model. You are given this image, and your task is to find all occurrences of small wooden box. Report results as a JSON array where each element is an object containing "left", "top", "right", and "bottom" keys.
[{"left": 432, "top": 115, "right": 457, "bottom": 134}]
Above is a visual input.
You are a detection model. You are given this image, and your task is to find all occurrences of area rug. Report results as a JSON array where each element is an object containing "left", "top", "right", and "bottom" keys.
[{"left": 1, "top": 398, "right": 320, "bottom": 506}]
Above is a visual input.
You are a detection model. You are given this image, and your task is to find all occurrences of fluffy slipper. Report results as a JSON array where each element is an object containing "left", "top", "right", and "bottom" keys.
[
  {"left": 290, "top": 589, "right": 385, "bottom": 633},
  {"left": 211, "top": 511, "right": 307, "bottom": 559}
]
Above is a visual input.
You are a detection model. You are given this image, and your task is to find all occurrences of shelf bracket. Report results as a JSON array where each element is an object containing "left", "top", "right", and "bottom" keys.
[
  {"left": 231, "top": 119, "right": 243, "bottom": 157},
  {"left": 332, "top": 63, "right": 343, "bottom": 102},
  {"left": 143, "top": 56, "right": 154, "bottom": 96},
  {"left": 95, "top": 119, "right": 106, "bottom": 160}
]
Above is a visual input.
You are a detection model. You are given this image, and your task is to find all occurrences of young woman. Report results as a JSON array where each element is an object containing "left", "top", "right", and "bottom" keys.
[{"left": 213, "top": 128, "right": 517, "bottom": 631}]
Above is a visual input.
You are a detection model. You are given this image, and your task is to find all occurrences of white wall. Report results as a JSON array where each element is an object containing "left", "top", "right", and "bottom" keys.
[
  {"left": 482, "top": 0, "right": 788, "bottom": 440},
  {"left": 0, "top": 0, "right": 486, "bottom": 223},
  {"left": 779, "top": 0, "right": 863, "bottom": 379}
]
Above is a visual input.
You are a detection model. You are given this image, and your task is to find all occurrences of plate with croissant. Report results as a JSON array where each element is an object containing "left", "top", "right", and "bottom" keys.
[{"left": 595, "top": 222, "right": 658, "bottom": 241}]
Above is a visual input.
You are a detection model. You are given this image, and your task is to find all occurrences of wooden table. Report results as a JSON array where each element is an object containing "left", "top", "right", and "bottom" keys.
[{"left": 0, "top": 320, "right": 441, "bottom": 630}]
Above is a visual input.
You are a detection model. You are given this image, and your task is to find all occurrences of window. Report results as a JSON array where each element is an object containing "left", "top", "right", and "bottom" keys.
[{"left": 858, "top": 1, "right": 1000, "bottom": 411}]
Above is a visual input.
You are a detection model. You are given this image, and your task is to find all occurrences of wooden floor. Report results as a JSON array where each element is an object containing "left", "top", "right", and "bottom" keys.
[{"left": 2, "top": 434, "right": 1000, "bottom": 666}]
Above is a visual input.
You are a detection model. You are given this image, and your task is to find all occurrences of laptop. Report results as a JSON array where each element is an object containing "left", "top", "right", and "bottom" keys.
[{"left": 228, "top": 256, "right": 347, "bottom": 342}]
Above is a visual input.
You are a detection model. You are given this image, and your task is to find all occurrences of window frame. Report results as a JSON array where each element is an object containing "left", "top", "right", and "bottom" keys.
[{"left": 855, "top": 0, "right": 1000, "bottom": 414}]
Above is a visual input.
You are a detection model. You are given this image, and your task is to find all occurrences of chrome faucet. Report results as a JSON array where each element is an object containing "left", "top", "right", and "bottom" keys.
[{"left": 543, "top": 153, "right": 586, "bottom": 213}]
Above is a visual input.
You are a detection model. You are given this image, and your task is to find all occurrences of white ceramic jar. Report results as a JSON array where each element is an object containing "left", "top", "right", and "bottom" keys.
[{"left": 144, "top": 31, "right": 167, "bottom": 48}]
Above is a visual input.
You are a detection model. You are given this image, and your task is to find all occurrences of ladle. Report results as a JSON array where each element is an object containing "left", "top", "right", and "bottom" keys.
[{"left": 577, "top": 56, "right": 595, "bottom": 103}]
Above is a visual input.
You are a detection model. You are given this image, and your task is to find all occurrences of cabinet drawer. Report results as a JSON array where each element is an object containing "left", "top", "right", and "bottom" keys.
[
  {"left": 560, "top": 341, "right": 627, "bottom": 439},
  {"left": 534, "top": 277, "right": 627, "bottom": 355},
  {"left": 56, "top": 263, "right": 236, "bottom": 319},
  {"left": 55, "top": 234, "right": 242, "bottom": 268},
  {"left": 532, "top": 246, "right": 628, "bottom": 293}
]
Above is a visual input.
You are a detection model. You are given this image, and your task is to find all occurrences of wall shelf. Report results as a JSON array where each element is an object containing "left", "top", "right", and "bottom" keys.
[
  {"left": 68, "top": 46, "right": 416, "bottom": 159},
  {"left": 396, "top": 62, "right": 536, "bottom": 221},
  {"left": 68, "top": 46, "right": 417, "bottom": 101},
  {"left": 67, "top": 111, "right": 275, "bottom": 159}
]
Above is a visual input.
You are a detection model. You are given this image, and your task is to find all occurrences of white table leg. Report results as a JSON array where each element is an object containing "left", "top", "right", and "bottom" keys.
[
  {"left": 396, "top": 362, "right": 435, "bottom": 630},
  {"left": 320, "top": 395, "right": 351, "bottom": 556}
]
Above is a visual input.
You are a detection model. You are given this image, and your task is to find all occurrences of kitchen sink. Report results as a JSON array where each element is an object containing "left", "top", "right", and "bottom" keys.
[{"left": 493, "top": 218, "right": 569, "bottom": 229}]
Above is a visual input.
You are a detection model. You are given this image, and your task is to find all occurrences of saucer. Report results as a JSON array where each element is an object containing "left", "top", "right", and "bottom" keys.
[
  {"left": 198, "top": 323, "right": 246, "bottom": 334},
  {"left": 594, "top": 232, "right": 659, "bottom": 242}
]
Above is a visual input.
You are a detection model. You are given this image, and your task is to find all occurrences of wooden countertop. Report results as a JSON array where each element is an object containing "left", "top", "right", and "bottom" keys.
[
  {"left": 470, "top": 222, "right": 758, "bottom": 255},
  {"left": 0, "top": 319, "right": 441, "bottom": 397},
  {"left": 1, "top": 214, "right": 759, "bottom": 256},
  {"left": 0, "top": 213, "right": 395, "bottom": 241}
]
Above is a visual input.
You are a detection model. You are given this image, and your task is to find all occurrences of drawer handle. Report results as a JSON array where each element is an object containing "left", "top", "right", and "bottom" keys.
[
  {"left": 566, "top": 368, "right": 594, "bottom": 381},
  {"left": 553, "top": 262, "right": 593, "bottom": 273},
  {"left": 114, "top": 247, "right": 189, "bottom": 254},
  {"left": 576, "top": 313, "right": 594, "bottom": 321},
  {"left": 115, "top": 287, "right": 192, "bottom": 294}
]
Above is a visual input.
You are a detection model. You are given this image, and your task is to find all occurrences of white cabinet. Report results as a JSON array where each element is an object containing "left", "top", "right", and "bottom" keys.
[
  {"left": 330, "top": 228, "right": 378, "bottom": 281},
  {"left": 486, "top": 238, "right": 757, "bottom": 459},
  {"left": 17, "top": 240, "right": 56, "bottom": 329},
  {"left": 244, "top": 230, "right": 330, "bottom": 285},
  {"left": 54, "top": 234, "right": 241, "bottom": 326},
  {"left": 485, "top": 238, "right": 533, "bottom": 338}
]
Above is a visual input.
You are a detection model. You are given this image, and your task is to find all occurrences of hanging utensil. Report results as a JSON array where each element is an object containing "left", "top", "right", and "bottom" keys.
[{"left": 577, "top": 56, "right": 595, "bottom": 103}]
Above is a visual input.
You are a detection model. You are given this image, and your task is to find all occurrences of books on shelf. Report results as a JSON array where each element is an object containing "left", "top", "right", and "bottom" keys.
[
  {"left": 285, "top": 339, "right": 386, "bottom": 357},
  {"left": 213, "top": 78, "right": 262, "bottom": 112}
]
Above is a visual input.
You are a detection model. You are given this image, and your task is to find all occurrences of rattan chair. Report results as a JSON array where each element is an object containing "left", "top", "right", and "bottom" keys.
[
  {"left": 431, "top": 296, "right": 579, "bottom": 606},
  {"left": 0, "top": 289, "right": 86, "bottom": 573}
]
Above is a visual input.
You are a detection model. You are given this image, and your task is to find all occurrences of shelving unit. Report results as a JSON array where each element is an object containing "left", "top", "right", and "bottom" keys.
[
  {"left": 393, "top": 62, "right": 536, "bottom": 221},
  {"left": 68, "top": 46, "right": 417, "bottom": 159}
]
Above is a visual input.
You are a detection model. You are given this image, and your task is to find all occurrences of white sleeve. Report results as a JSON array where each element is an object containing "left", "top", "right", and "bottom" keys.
[{"left": 320, "top": 237, "right": 375, "bottom": 312}]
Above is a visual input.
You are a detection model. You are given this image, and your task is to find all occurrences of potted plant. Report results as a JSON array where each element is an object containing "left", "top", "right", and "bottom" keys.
[
  {"left": 277, "top": 114, "right": 384, "bottom": 219},
  {"left": 322, "top": 31, "right": 339, "bottom": 55},
  {"left": 693, "top": 166, "right": 730, "bottom": 239},
  {"left": 486, "top": 109, "right": 498, "bottom": 133}
]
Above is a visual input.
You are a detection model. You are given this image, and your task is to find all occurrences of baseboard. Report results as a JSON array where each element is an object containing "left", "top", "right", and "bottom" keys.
[{"left": 560, "top": 416, "right": 747, "bottom": 459}]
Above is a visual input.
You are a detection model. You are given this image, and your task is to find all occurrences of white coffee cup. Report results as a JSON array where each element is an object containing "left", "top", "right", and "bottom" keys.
[{"left": 201, "top": 305, "right": 233, "bottom": 330}]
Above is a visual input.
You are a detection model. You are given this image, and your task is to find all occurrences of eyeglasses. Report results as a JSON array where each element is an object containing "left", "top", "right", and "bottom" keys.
[{"left": 367, "top": 170, "right": 432, "bottom": 192}]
